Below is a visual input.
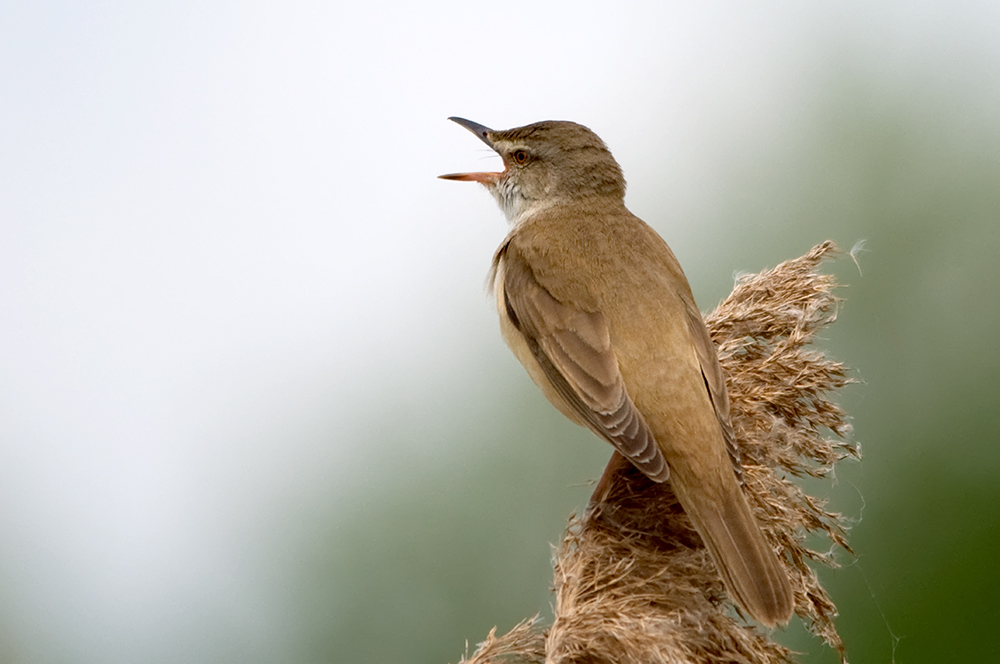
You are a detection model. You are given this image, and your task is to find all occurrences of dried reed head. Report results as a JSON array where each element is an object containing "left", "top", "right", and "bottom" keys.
[{"left": 457, "top": 242, "right": 858, "bottom": 664}]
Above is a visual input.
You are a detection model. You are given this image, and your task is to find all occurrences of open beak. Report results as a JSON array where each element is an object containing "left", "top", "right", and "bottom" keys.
[{"left": 439, "top": 117, "right": 502, "bottom": 184}]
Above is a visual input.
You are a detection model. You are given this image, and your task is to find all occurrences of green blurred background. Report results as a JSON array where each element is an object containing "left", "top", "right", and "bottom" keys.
[{"left": 2, "top": 2, "right": 998, "bottom": 663}]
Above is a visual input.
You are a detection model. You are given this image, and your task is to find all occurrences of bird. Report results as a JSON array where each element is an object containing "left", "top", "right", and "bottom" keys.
[{"left": 439, "top": 117, "right": 794, "bottom": 627}]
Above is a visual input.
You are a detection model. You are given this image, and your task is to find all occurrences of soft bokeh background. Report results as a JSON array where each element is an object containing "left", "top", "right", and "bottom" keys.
[{"left": 2, "top": 1, "right": 998, "bottom": 662}]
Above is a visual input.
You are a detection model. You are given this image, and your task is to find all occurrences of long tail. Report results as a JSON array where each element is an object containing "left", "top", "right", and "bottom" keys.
[{"left": 674, "top": 473, "right": 794, "bottom": 626}]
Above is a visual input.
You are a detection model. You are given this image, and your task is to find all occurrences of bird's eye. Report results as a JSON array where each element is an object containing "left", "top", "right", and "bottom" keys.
[{"left": 511, "top": 149, "right": 529, "bottom": 165}]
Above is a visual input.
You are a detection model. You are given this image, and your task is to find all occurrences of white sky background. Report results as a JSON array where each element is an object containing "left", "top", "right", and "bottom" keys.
[{"left": 1, "top": 1, "right": 998, "bottom": 661}]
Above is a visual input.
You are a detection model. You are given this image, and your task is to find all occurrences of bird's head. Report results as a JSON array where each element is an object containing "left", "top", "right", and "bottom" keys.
[{"left": 440, "top": 117, "right": 625, "bottom": 224}]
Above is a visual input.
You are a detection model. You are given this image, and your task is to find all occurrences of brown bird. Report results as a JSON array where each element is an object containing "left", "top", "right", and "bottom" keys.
[{"left": 439, "top": 117, "right": 794, "bottom": 627}]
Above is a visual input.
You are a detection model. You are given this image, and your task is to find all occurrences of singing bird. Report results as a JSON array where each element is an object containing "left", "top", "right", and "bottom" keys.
[{"left": 439, "top": 117, "right": 794, "bottom": 626}]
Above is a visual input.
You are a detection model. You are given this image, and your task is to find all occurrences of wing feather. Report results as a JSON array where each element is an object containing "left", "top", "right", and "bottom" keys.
[
  {"left": 683, "top": 300, "right": 742, "bottom": 478},
  {"left": 502, "top": 247, "right": 669, "bottom": 482}
]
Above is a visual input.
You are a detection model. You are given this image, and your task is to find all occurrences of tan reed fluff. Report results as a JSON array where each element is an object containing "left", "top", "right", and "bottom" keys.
[{"left": 454, "top": 242, "right": 858, "bottom": 664}]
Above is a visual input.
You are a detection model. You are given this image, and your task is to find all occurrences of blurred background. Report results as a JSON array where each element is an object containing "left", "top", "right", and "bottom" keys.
[{"left": 2, "top": 1, "right": 998, "bottom": 662}]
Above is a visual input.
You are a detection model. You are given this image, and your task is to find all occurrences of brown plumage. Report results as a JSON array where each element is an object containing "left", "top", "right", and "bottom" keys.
[{"left": 441, "top": 118, "right": 794, "bottom": 626}]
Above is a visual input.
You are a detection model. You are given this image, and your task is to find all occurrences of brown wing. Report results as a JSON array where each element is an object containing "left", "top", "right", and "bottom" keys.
[
  {"left": 502, "top": 248, "right": 669, "bottom": 482},
  {"left": 683, "top": 300, "right": 742, "bottom": 479}
]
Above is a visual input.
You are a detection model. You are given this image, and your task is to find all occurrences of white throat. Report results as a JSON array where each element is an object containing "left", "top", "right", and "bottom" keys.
[{"left": 491, "top": 178, "right": 557, "bottom": 227}]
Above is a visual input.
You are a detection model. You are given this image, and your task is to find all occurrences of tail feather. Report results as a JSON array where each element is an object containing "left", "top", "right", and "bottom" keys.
[{"left": 675, "top": 475, "right": 794, "bottom": 626}]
